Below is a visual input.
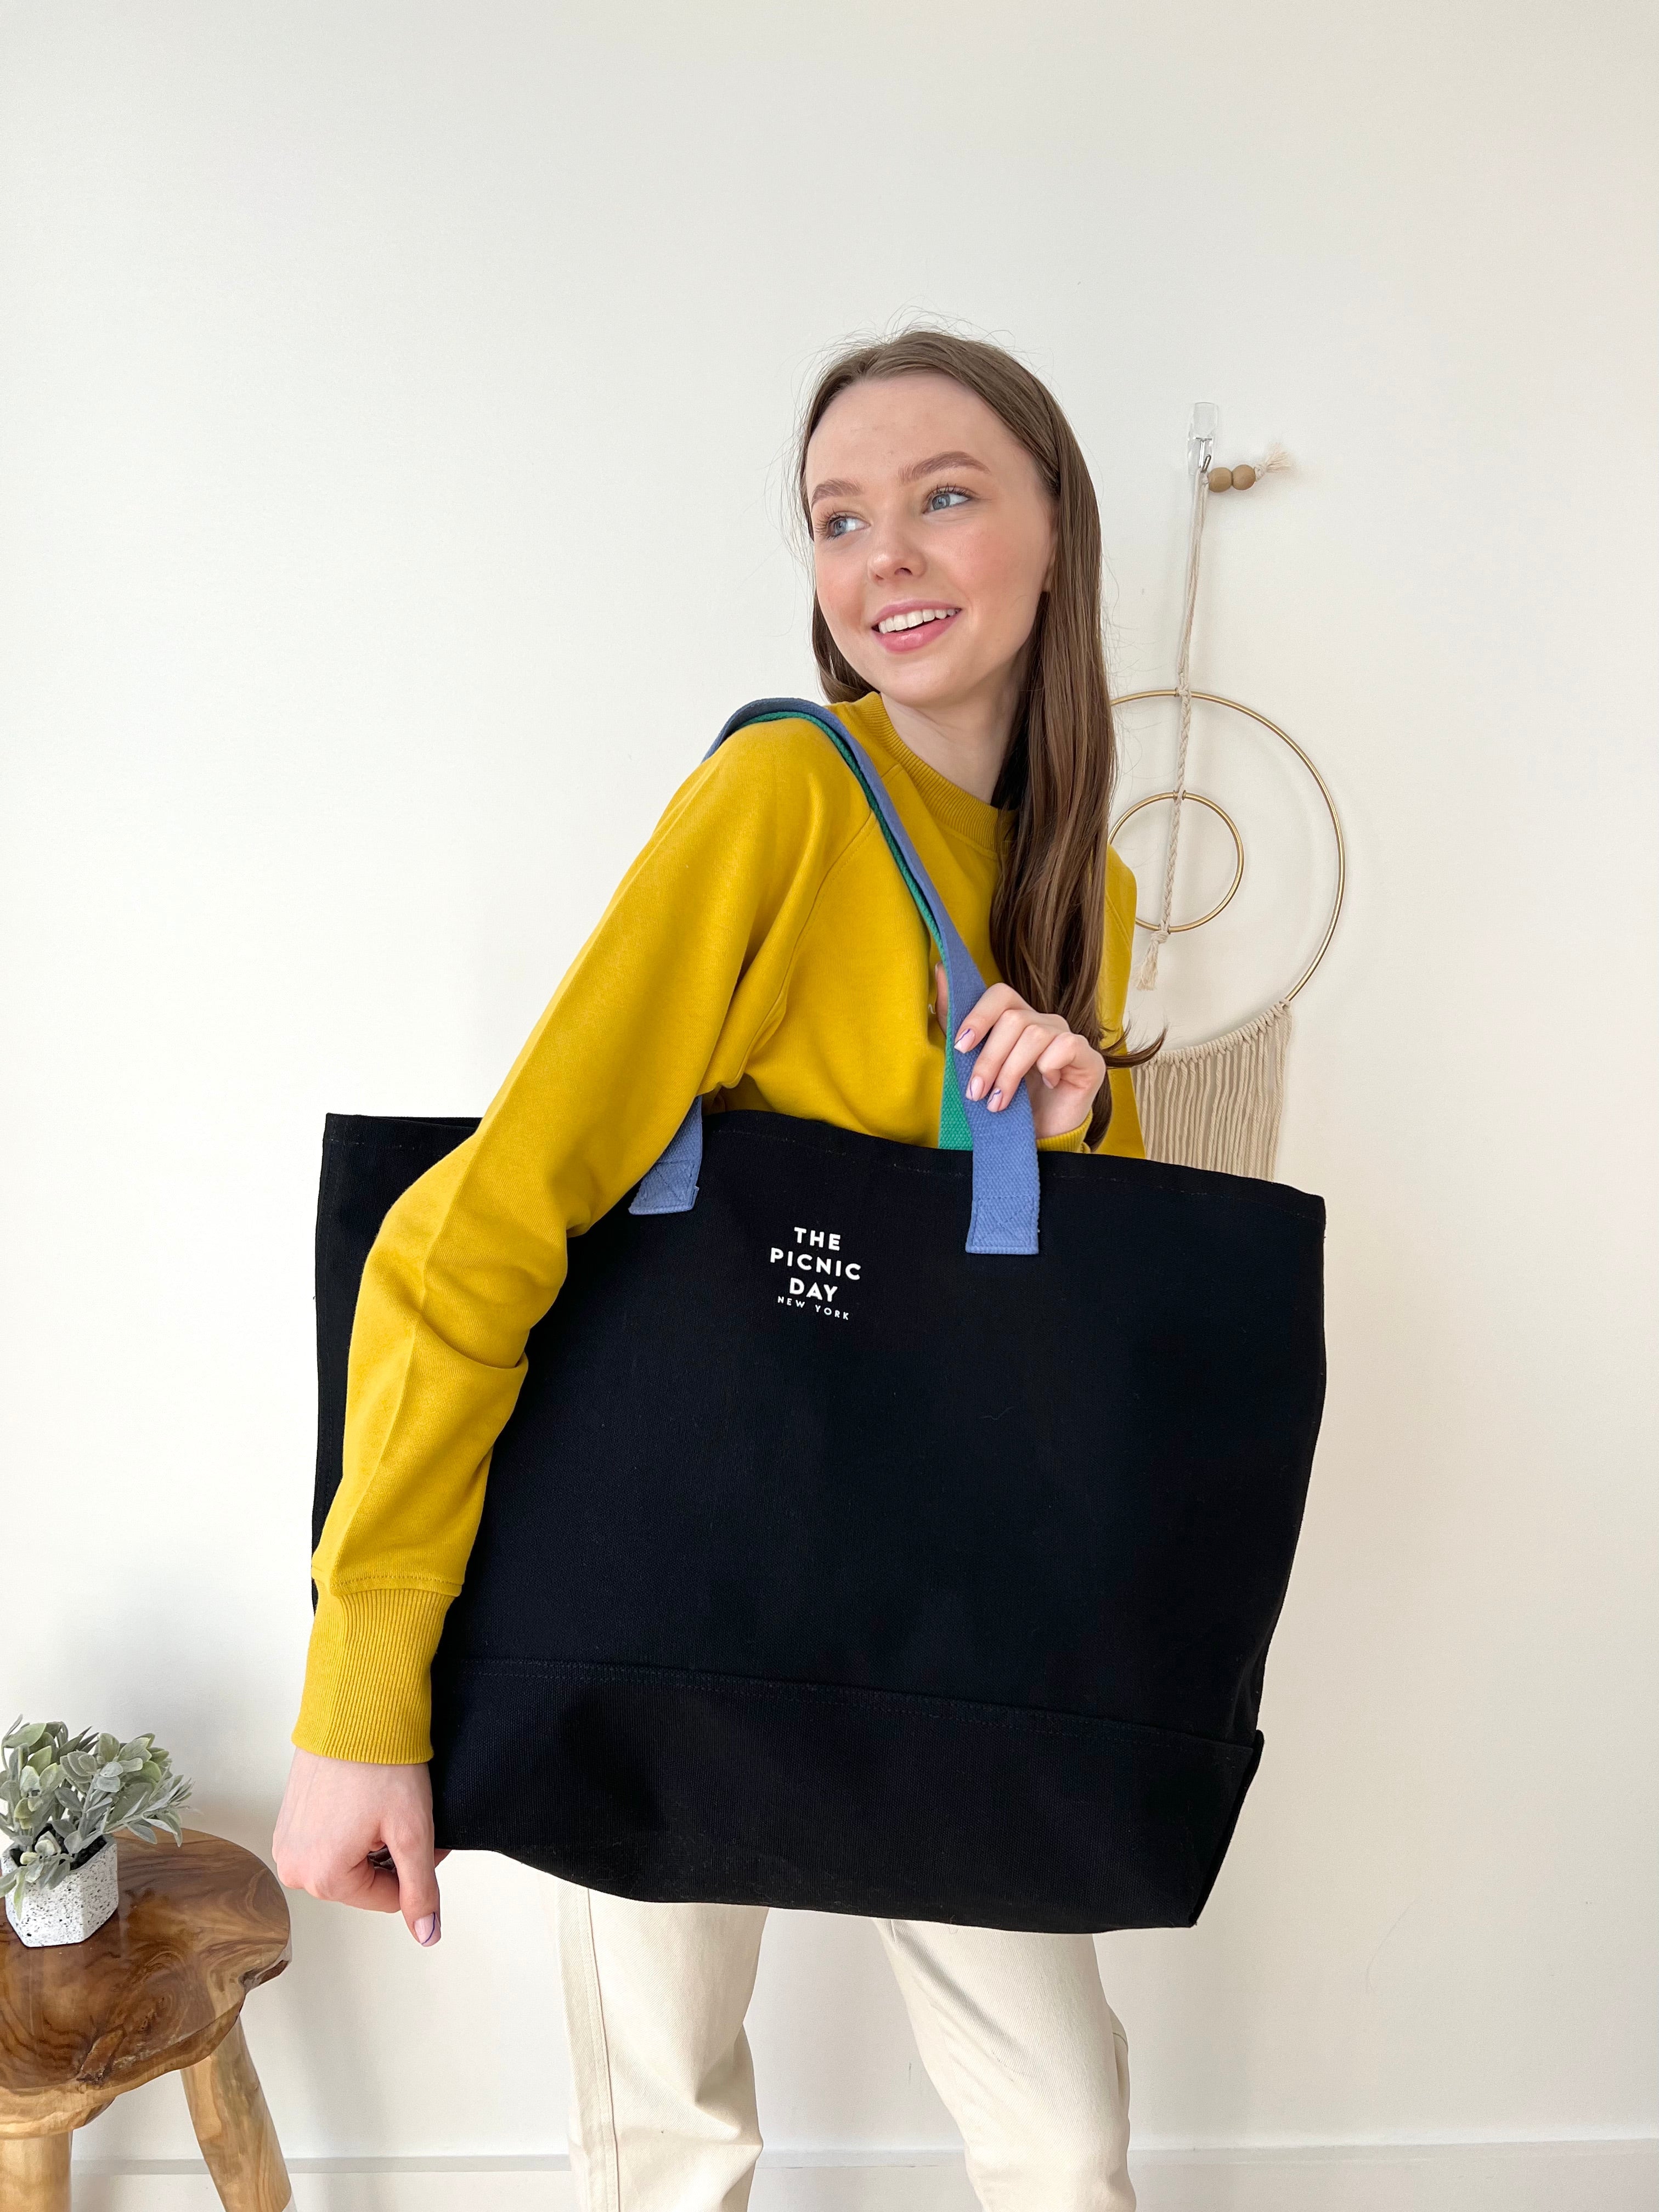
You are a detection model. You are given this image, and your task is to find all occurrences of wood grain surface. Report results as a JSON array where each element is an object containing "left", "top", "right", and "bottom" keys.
[
  {"left": 0, "top": 2127, "right": 72, "bottom": 2211},
  {"left": 182, "top": 2015, "right": 294, "bottom": 2212},
  {"left": 0, "top": 1827, "right": 290, "bottom": 2139}
]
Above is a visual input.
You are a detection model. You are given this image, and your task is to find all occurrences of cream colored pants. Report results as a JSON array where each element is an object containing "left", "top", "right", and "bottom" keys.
[{"left": 543, "top": 1880, "right": 1135, "bottom": 2212}]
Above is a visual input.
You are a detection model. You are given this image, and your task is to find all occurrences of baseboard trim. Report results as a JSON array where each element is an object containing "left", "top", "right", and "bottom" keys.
[{"left": 68, "top": 2137, "right": 1659, "bottom": 2212}]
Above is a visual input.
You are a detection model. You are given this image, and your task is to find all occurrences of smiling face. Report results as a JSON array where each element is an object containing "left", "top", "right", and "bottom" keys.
[{"left": 804, "top": 371, "right": 1057, "bottom": 723}]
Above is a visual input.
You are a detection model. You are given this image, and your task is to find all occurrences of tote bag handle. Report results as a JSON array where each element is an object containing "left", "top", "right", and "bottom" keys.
[{"left": 630, "top": 697, "right": 1042, "bottom": 1256}]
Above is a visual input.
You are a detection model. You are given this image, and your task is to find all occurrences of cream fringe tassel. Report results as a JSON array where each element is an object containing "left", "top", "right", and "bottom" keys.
[{"left": 1130, "top": 997, "right": 1291, "bottom": 1180}]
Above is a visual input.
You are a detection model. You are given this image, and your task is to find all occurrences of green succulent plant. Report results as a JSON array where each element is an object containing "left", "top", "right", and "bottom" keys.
[{"left": 0, "top": 1716, "right": 192, "bottom": 1910}]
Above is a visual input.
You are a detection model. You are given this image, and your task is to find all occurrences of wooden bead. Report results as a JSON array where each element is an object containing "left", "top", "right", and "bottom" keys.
[
  {"left": 1231, "top": 462, "right": 1256, "bottom": 489},
  {"left": 1207, "top": 466, "right": 1233, "bottom": 492}
]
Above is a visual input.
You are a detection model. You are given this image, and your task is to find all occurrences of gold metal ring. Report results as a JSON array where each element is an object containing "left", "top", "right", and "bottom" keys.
[
  {"left": 1110, "top": 789, "right": 1244, "bottom": 933},
  {"left": 1113, "top": 688, "right": 1346, "bottom": 1005}
]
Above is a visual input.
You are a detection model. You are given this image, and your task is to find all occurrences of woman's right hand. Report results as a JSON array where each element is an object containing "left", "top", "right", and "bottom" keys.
[{"left": 272, "top": 1746, "right": 448, "bottom": 1945}]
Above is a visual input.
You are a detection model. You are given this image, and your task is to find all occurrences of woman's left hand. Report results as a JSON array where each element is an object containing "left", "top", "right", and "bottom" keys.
[{"left": 933, "top": 964, "right": 1105, "bottom": 1142}]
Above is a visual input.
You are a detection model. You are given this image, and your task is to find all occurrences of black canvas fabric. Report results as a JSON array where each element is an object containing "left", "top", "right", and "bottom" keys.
[{"left": 313, "top": 1105, "right": 1325, "bottom": 1934}]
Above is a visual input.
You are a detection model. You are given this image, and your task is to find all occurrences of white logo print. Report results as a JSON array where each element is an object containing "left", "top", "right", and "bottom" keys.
[{"left": 770, "top": 1226, "right": 862, "bottom": 1321}]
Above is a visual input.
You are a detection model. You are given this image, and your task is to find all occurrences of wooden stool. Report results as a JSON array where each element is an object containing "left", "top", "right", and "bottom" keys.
[{"left": 0, "top": 1827, "right": 292, "bottom": 2211}]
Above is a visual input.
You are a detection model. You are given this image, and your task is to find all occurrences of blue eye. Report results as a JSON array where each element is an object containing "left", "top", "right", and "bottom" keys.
[
  {"left": 822, "top": 513, "right": 864, "bottom": 540},
  {"left": 926, "top": 486, "right": 971, "bottom": 512}
]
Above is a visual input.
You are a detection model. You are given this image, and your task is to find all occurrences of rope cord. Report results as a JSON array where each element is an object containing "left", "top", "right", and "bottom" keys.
[{"left": 1133, "top": 450, "right": 1211, "bottom": 991}]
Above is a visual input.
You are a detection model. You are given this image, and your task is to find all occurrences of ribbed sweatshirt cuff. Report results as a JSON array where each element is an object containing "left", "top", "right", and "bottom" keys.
[
  {"left": 292, "top": 1584, "right": 455, "bottom": 1765},
  {"left": 1035, "top": 1113, "right": 1093, "bottom": 1154}
]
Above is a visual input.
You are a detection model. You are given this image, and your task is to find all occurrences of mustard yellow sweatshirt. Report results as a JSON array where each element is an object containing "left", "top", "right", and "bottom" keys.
[{"left": 295, "top": 692, "right": 1145, "bottom": 1764}]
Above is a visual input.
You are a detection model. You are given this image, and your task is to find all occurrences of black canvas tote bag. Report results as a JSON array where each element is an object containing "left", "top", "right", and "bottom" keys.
[{"left": 313, "top": 698, "right": 1326, "bottom": 1934}]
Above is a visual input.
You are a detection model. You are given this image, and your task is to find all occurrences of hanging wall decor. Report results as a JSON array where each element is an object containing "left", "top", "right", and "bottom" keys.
[{"left": 1120, "top": 405, "right": 1345, "bottom": 1180}]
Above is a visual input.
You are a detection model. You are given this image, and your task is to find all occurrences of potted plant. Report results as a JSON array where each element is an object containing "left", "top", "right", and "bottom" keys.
[{"left": 1, "top": 1716, "right": 192, "bottom": 1947}]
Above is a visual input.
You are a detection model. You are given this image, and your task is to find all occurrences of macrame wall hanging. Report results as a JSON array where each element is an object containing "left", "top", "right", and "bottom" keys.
[{"left": 1118, "top": 404, "right": 1346, "bottom": 1180}]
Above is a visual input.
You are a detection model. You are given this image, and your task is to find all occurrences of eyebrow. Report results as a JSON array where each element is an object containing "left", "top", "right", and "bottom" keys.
[
  {"left": 901, "top": 449, "right": 989, "bottom": 484},
  {"left": 808, "top": 450, "right": 991, "bottom": 507}
]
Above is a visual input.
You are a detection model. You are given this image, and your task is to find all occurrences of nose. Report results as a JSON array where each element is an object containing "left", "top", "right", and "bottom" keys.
[{"left": 865, "top": 509, "right": 924, "bottom": 584}]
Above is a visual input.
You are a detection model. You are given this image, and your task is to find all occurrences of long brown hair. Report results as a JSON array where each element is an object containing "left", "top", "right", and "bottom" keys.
[{"left": 795, "top": 329, "right": 1155, "bottom": 1144}]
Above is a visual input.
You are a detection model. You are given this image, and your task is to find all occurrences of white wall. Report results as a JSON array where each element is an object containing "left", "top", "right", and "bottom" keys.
[{"left": 2, "top": 1, "right": 1654, "bottom": 2197}]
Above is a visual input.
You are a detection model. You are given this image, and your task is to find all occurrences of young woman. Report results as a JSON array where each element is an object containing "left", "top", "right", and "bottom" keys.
[{"left": 276, "top": 329, "right": 1152, "bottom": 2211}]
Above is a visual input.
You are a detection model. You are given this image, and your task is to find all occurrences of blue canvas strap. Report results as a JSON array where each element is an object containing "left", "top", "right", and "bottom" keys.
[{"left": 630, "top": 697, "right": 1041, "bottom": 1256}]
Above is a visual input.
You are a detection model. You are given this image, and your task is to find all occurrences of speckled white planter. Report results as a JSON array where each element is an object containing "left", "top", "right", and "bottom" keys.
[{"left": 3, "top": 1835, "right": 119, "bottom": 1946}]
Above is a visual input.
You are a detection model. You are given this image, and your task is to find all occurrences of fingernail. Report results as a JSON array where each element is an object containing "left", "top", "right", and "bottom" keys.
[
  {"left": 956, "top": 1028, "right": 974, "bottom": 1048},
  {"left": 989, "top": 1089, "right": 1003, "bottom": 1109},
  {"left": 967, "top": 1076, "right": 984, "bottom": 1100},
  {"left": 415, "top": 1912, "right": 439, "bottom": 1946}
]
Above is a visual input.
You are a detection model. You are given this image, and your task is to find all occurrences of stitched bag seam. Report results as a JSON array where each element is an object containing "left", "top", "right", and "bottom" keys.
[{"left": 443, "top": 1654, "right": 1261, "bottom": 1759}]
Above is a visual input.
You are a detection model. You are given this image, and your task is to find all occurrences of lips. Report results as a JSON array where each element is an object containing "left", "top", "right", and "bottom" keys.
[{"left": 871, "top": 603, "right": 961, "bottom": 654}]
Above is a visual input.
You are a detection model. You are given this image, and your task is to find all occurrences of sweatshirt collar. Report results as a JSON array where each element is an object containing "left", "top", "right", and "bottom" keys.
[{"left": 833, "top": 692, "right": 1007, "bottom": 855}]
